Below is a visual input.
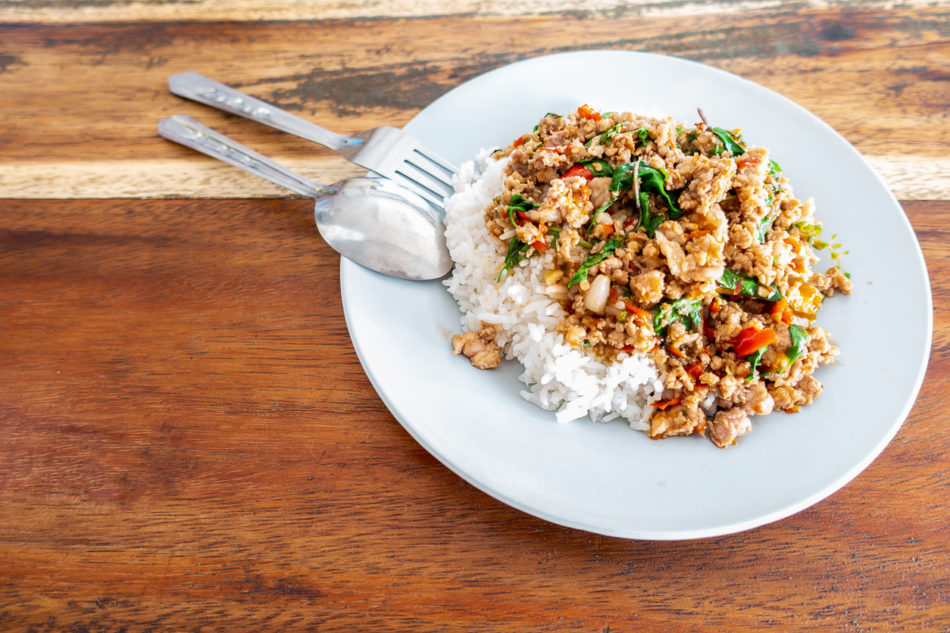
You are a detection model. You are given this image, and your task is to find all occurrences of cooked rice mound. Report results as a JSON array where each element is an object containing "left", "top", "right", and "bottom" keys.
[{"left": 444, "top": 152, "right": 663, "bottom": 430}]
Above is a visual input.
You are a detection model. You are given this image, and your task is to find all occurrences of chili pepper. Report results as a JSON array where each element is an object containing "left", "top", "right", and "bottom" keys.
[
  {"left": 517, "top": 211, "right": 532, "bottom": 224},
  {"left": 577, "top": 104, "right": 601, "bottom": 121},
  {"left": 702, "top": 315, "right": 716, "bottom": 341},
  {"left": 667, "top": 345, "right": 684, "bottom": 358},
  {"left": 737, "top": 155, "right": 761, "bottom": 169},
  {"left": 734, "top": 326, "right": 777, "bottom": 357},
  {"left": 600, "top": 224, "right": 615, "bottom": 237},
  {"left": 651, "top": 397, "right": 681, "bottom": 410},
  {"left": 686, "top": 362, "right": 703, "bottom": 379},
  {"left": 770, "top": 298, "right": 787, "bottom": 323},
  {"left": 623, "top": 302, "right": 651, "bottom": 325},
  {"left": 531, "top": 240, "right": 548, "bottom": 252},
  {"left": 607, "top": 286, "right": 619, "bottom": 306},
  {"left": 563, "top": 164, "right": 594, "bottom": 181}
]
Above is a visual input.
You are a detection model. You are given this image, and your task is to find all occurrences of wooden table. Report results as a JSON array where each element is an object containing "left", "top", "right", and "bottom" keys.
[{"left": 1, "top": 2, "right": 947, "bottom": 630}]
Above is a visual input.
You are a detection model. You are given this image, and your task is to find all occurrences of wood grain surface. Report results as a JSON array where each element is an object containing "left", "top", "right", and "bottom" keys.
[{"left": 1, "top": 1, "right": 948, "bottom": 631}]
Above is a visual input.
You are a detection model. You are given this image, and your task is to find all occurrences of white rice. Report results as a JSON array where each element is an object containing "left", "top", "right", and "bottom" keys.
[{"left": 442, "top": 150, "right": 664, "bottom": 431}]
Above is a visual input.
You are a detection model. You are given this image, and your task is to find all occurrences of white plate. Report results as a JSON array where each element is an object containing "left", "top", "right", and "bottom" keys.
[{"left": 340, "top": 51, "right": 932, "bottom": 539}]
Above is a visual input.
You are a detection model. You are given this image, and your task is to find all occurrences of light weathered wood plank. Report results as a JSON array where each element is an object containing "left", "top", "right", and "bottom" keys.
[
  {"left": 0, "top": 9, "right": 946, "bottom": 199},
  {"left": 0, "top": 0, "right": 941, "bottom": 23},
  {"left": 0, "top": 154, "right": 942, "bottom": 200}
]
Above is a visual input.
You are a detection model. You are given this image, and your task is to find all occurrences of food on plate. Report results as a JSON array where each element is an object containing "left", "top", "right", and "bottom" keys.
[{"left": 444, "top": 106, "right": 851, "bottom": 447}]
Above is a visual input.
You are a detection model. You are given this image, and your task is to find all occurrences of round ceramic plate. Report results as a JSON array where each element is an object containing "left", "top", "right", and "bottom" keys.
[{"left": 340, "top": 51, "right": 932, "bottom": 539}]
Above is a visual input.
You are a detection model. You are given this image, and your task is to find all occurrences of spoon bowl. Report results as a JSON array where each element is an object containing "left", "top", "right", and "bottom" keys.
[
  {"left": 158, "top": 115, "right": 453, "bottom": 281},
  {"left": 315, "top": 176, "right": 453, "bottom": 280}
]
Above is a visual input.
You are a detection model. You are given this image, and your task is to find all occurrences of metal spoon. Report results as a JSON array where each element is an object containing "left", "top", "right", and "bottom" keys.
[{"left": 158, "top": 115, "right": 452, "bottom": 281}]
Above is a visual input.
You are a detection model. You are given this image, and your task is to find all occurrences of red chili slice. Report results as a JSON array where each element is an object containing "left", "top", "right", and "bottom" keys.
[
  {"left": 531, "top": 240, "right": 548, "bottom": 252},
  {"left": 734, "top": 326, "right": 777, "bottom": 358},
  {"left": 651, "top": 397, "right": 681, "bottom": 410},
  {"left": 577, "top": 104, "right": 602, "bottom": 121},
  {"left": 562, "top": 164, "right": 594, "bottom": 181}
]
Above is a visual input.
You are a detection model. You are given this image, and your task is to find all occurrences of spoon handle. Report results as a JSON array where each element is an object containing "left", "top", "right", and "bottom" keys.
[
  {"left": 168, "top": 73, "right": 358, "bottom": 153},
  {"left": 158, "top": 115, "right": 337, "bottom": 200}
]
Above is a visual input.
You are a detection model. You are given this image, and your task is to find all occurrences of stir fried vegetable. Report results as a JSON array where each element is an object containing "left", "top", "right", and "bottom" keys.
[
  {"left": 718, "top": 269, "right": 782, "bottom": 302},
  {"left": 653, "top": 298, "right": 703, "bottom": 337},
  {"left": 568, "top": 236, "right": 622, "bottom": 286}
]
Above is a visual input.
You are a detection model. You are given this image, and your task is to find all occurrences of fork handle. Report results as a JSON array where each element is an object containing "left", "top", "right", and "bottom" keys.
[
  {"left": 158, "top": 114, "right": 338, "bottom": 200},
  {"left": 168, "top": 72, "right": 361, "bottom": 154}
]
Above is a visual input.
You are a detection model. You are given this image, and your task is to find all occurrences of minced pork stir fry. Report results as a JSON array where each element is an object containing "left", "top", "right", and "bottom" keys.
[{"left": 453, "top": 105, "right": 851, "bottom": 448}]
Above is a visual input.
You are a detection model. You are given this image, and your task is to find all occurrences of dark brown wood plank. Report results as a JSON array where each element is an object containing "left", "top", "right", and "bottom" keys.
[{"left": 0, "top": 198, "right": 946, "bottom": 632}]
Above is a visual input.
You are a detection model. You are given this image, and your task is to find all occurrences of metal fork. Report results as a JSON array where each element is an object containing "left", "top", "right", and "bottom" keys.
[{"left": 168, "top": 72, "right": 457, "bottom": 213}]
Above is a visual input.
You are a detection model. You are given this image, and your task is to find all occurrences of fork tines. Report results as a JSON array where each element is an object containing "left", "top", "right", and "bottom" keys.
[{"left": 396, "top": 147, "right": 456, "bottom": 207}]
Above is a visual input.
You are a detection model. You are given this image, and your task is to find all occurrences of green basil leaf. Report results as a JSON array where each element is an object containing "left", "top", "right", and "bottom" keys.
[
  {"left": 610, "top": 162, "right": 683, "bottom": 220},
  {"left": 712, "top": 127, "right": 745, "bottom": 156},
  {"left": 568, "top": 236, "right": 622, "bottom": 287},
  {"left": 498, "top": 238, "right": 530, "bottom": 282},
  {"left": 639, "top": 191, "right": 664, "bottom": 238},
  {"left": 637, "top": 128, "right": 651, "bottom": 145},
  {"left": 652, "top": 298, "right": 703, "bottom": 337},
  {"left": 506, "top": 194, "right": 539, "bottom": 226},
  {"left": 580, "top": 159, "right": 614, "bottom": 178},
  {"left": 784, "top": 324, "right": 808, "bottom": 368},
  {"left": 756, "top": 213, "right": 775, "bottom": 243},
  {"left": 718, "top": 269, "right": 782, "bottom": 302},
  {"left": 745, "top": 346, "right": 767, "bottom": 381},
  {"left": 587, "top": 198, "right": 615, "bottom": 233},
  {"left": 608, "top": 162, "right": 639, "bottom": 191},
  {"left": 600, "top": 123, "right": 624, "bottom": 145},
  {"left": 768, "top": 159, "right": 782, "bottom": 175},
  {"left": 638, "top": 165, "right": 682, "bottom": 219}
]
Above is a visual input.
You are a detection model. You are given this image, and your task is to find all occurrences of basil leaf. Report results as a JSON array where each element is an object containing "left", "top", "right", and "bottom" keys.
[
  {"left": 756, "top": 213, "right": 775, "bottom": 243},
  {"left": 587, "top": 198, "right": 615, "bottom": 232},
  {"left": 652, "top": 298, "right": 703, "bottom": 337},
  {"left": 506, "top": 194, "right": 539, "bottom": 226},
  {"left": 638, "top": 191, "right": 664, "bottom": 238},
  {"left": 637, "top": 128, "right": 651, "bottom": 145},
  {"left": 712, "top": 127, "right": 745, "bottom": 156},
  {"left": 498, "top": 238, "right": 530, "bottom": 282},
  {"left": 568, "top": 236, "right": 621, "bottom": 287},
  {"left": 610, "top": 162, "right": 683, "bottom": 219},
  {"left": 718, "top": 269, "right": 782, "bottom": 301},
  {"left": 600, "top": 123, "right": 624, "bottom": 145},
  {"left": 768, "top": 159, "right": 782, "bottom": 176},
  {"left": 784, "top": 324, "right": 808, "bottom": 368},
  {"left": 580, "top": 159, "right": 613, "bottom": 178},
  {"left": 745, "top": 346, "right": 767, "bottom": 381},
  {"left": 638, "top": 165, "right": 682, "bottom": 219},
  {"left": 608, "top": 162, "right": 639, "bottom": 191}
]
